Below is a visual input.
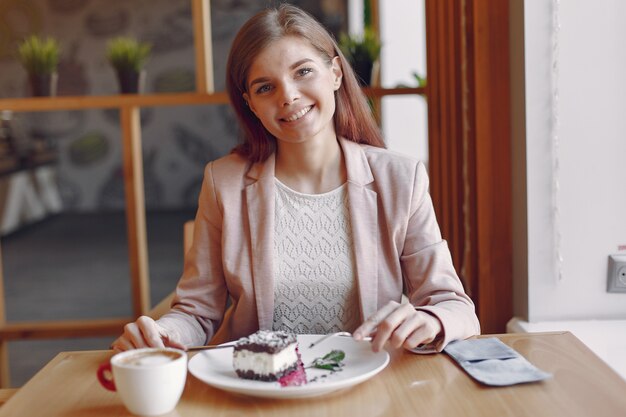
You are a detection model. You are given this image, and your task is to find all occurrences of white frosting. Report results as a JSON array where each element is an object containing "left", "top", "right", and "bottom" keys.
[{"left": 233, "top": 345, "right": 298, "bottom": 375}]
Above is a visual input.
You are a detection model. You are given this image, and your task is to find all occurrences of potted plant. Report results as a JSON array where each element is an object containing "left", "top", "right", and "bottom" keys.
[
  {"left": 106, "top": 37, "right": 151, "bottom": 94},
  {"left": 17, "top": 35, "right": 61, "bottom": 97},
  {"left": 339, "top": 28, "right": 381, "bottom": 86}
]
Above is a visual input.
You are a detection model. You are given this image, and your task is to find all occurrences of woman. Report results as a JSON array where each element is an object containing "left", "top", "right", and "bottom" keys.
[{"left": 112, "top": 4, "right": 480, "bottom": 354}]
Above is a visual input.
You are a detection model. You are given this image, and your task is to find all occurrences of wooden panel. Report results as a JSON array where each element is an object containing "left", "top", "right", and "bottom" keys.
[
  {"left": 425, "top": 0, "right": 466, "bottom": 277},
  {"left": 471, "top": 0, "right": 512, "bottom": 333},
  {"left": 120, "top": 106, "right": 150, "bottom": 317},
  {"left": 425, "top": 0, "right": 512, "bottom": 333}
]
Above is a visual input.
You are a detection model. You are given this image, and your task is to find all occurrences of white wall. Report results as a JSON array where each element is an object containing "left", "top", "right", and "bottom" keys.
[{"left": 522, "top": 0, "right": 626, "bottom": 321}]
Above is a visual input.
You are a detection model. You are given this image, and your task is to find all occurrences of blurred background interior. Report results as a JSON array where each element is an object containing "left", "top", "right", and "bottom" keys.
[{"left": 0, "top": 0, "right": 427, "bottom": 386}]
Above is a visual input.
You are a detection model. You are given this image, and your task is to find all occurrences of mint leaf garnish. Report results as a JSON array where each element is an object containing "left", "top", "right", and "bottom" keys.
[
  {"left": 310, "top": 349, "right": 346, "bottom": 371},
  {"left": 322, "top": 350, "right": 345, "bottom": 362}
]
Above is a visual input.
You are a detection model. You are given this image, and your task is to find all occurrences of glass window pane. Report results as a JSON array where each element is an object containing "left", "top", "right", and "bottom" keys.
[
  {"left": 380, "top": 0, "right": 427, "bottom": 162},
  {"left": 382, "top": 95, "right": 428, "bottom": 163}
]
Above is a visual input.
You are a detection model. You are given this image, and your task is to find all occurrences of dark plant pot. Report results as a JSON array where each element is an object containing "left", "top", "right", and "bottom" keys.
[
  {"left": 352, "top": 60, "right": 373, "bottom": 86},
  {"left": 115, "top": 69, "right": 145, "bottom": 94},
  {"left": 29, "top": 73, "right": 58, "bottom": 97}
]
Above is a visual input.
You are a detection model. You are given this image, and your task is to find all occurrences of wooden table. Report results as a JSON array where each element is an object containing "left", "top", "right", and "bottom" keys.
[{"left": 2, "top": 332, "right": 625, "bottom": 417}]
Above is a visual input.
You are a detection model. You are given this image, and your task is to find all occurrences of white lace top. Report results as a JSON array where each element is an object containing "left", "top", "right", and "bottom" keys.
[{"left": 272, "top": 178, "right": 360, "bottom": 334}]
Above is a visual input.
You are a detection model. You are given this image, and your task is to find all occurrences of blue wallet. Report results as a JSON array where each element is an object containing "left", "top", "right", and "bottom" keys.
[{"left": 444, "top": 337, "right": 552, "bottom": 386}]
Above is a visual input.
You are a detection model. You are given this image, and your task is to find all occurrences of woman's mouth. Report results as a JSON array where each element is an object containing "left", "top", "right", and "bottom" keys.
[{"left": 281, "top": 105, "right": 313, "bottom": 122}]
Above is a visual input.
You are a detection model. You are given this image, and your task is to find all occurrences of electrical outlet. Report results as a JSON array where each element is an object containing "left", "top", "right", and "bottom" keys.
[{"left": 607, "top": 254, "right": 626, "bottom": 293}]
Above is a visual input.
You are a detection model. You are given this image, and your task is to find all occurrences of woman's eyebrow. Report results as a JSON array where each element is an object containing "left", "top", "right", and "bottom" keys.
[
  {"left": 290, "top": 58, "right": 314, "bottom": 69},
  {"left": 248, "top": 58, "right": 315, "bottom": 90},
  {"left": 249, "top": 76, "right": 270, "bottom": 90}
]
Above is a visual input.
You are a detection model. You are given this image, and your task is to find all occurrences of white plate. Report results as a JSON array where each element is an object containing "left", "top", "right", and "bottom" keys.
[{"left": 187, "top": 334, "right": 390, "bottom": 399}]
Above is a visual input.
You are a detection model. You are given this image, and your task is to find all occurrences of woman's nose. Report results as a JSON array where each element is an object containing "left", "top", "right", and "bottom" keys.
[{"left": 279, "top": 82, "right": 299, "bottom": 106}]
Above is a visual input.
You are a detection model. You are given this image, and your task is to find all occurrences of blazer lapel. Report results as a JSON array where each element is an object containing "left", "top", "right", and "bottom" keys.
[
  {"left": 340, "top": 139, "right": 379, "bottom": 321},
  {"left": 245, "top": 155, "right": 276, "bottom": 330}
]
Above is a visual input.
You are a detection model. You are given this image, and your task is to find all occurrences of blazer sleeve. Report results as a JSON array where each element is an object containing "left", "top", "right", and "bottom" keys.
[
  {"left": 157, "top": 161, "right": 229, "bottom": 346},
  {"left": 400, "top": 162, "right": 480, "bottom": 351}
]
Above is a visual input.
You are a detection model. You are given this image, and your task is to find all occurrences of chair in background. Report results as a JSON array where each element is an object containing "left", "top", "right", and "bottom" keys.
[{"left": 148, "top": 220, "right": 194, "bottom": 319}]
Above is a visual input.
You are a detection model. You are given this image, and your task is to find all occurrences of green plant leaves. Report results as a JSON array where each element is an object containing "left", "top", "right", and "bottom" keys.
[
  {"left": 339, "top": 28, "right": 381, "bottom": 65},
  {"left": 17, "top": 36, "right": 60, "bottom": 75},
  {"left": 412, "top": 71, "right": 427, "bottom": 88},
  {"left": 106, "top": 37, "right": 152, "bottom": 72}
]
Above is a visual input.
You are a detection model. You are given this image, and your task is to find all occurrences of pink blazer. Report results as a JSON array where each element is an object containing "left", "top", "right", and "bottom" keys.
[{"left": 158, "top": 138, "right": 480, "bottom": 350}]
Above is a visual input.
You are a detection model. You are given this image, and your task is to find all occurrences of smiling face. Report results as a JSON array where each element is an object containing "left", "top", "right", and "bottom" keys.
[{"left": 243, "top": 36, "right": 343, "bottom": 148}]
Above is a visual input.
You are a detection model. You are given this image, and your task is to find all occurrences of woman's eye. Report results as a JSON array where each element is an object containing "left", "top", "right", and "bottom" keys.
[
  {"left": 297, "top": 67, "right": 313, "bottom": 77},
  {"left": 255, "top": 84, "right": 272, "bottom": 94}
]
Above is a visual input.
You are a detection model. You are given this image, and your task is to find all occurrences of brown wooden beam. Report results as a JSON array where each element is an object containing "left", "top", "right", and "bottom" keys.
[
  {"left": 0, "top": 92, "right": 230, "bottom": 112},
  {"left": 121, "top": 106, "right": 150, "bottom": 317},
  {"left": 0, "top": 88, "right": 423, "bottom": 113},
  {"left": 471, "top": 0, "right": 512, "bottom": 333},
  {"left": 425, "top": 0, "right": 466, "bottom": 277},
  {"left": 363, "top": 87, "right": 426, "bottom": 97},
  {"left": 0, "top": 318, "right": 130, "bottom": 340},
  {"left": 192, "top": 0, "right": 214, "bottom": 93}
]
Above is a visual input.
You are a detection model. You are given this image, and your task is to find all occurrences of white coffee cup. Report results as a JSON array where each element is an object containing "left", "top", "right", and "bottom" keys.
[{"left": 97, "top": 347, "right": 187, "bottom": 416}]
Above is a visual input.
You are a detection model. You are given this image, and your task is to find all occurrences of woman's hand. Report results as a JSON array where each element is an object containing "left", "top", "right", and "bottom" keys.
[
  {"left": 111, "top": 316, "right": 186, "bottom": 352},
  {"left": 353, "top": 301, "right": 442, "bottom": 352}
]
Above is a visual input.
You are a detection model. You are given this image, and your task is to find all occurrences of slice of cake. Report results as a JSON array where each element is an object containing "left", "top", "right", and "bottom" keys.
[
  {"left": 277, "top": 345, "right": 307, "bottom": 387},
  {"left": 233, "top": 330, "right": 304, "bottom": 383}
]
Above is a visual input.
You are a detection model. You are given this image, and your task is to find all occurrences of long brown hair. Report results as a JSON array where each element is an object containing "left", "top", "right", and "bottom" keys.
[{"left": 226, "top": 4, "right": 385, "bottom": 162}]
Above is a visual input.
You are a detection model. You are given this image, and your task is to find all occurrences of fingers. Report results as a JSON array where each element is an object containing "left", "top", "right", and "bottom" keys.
[
  {"left": 136, "top": 316, "right": 166, "bottom": 348},
  {"left": 403, "top": 318, "right": 440, "bottom": 350},
  {"left": 396, "top": 312, "right": 441, "bottom": 350},
  {"left": 111, "top": 335, "right": 134, "bottom": 352},
  {"left": 353, "top": 300, "right": 400, "bottom": 341},
  {"left": 111, "top": 316, "right": 166, "bottom": 351},
  {"left": 389, "top": 309, "right": 426, "bottom": 348},
  {"left": 369, "top": 302, "right": 415, "bottom": 352},
  {"left": 356, "top": 301, "right": 443, "bottom": 352}
]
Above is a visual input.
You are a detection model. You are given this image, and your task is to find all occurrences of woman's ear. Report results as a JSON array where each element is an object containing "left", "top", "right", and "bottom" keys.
[
  {"left": 331, "top": 56, "right": 343, "bottom": 91},
  {"left": 242, "top": 92, "right": 256, "bottom": 116}
]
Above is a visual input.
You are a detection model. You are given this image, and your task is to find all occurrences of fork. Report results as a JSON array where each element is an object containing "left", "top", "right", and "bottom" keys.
[
  {"left": 308, "top": 332, "right": 372, "bottom": 349},
  {"left": 188, "top": 332, "right": 372, "bottom": 351},
  {"left": 187, "top": 343, "right": 236, "bottom": 352}
]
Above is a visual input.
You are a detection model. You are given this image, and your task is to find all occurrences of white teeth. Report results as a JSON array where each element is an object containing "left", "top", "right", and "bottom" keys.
[{"left": 283, "top": 106, "right": 312, "bottom": 122}]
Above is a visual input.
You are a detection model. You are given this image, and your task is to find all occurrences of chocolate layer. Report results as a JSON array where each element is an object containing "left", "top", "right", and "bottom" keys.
[{"left": 235, "top": 362, "right": 298, "bottom": 382}]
